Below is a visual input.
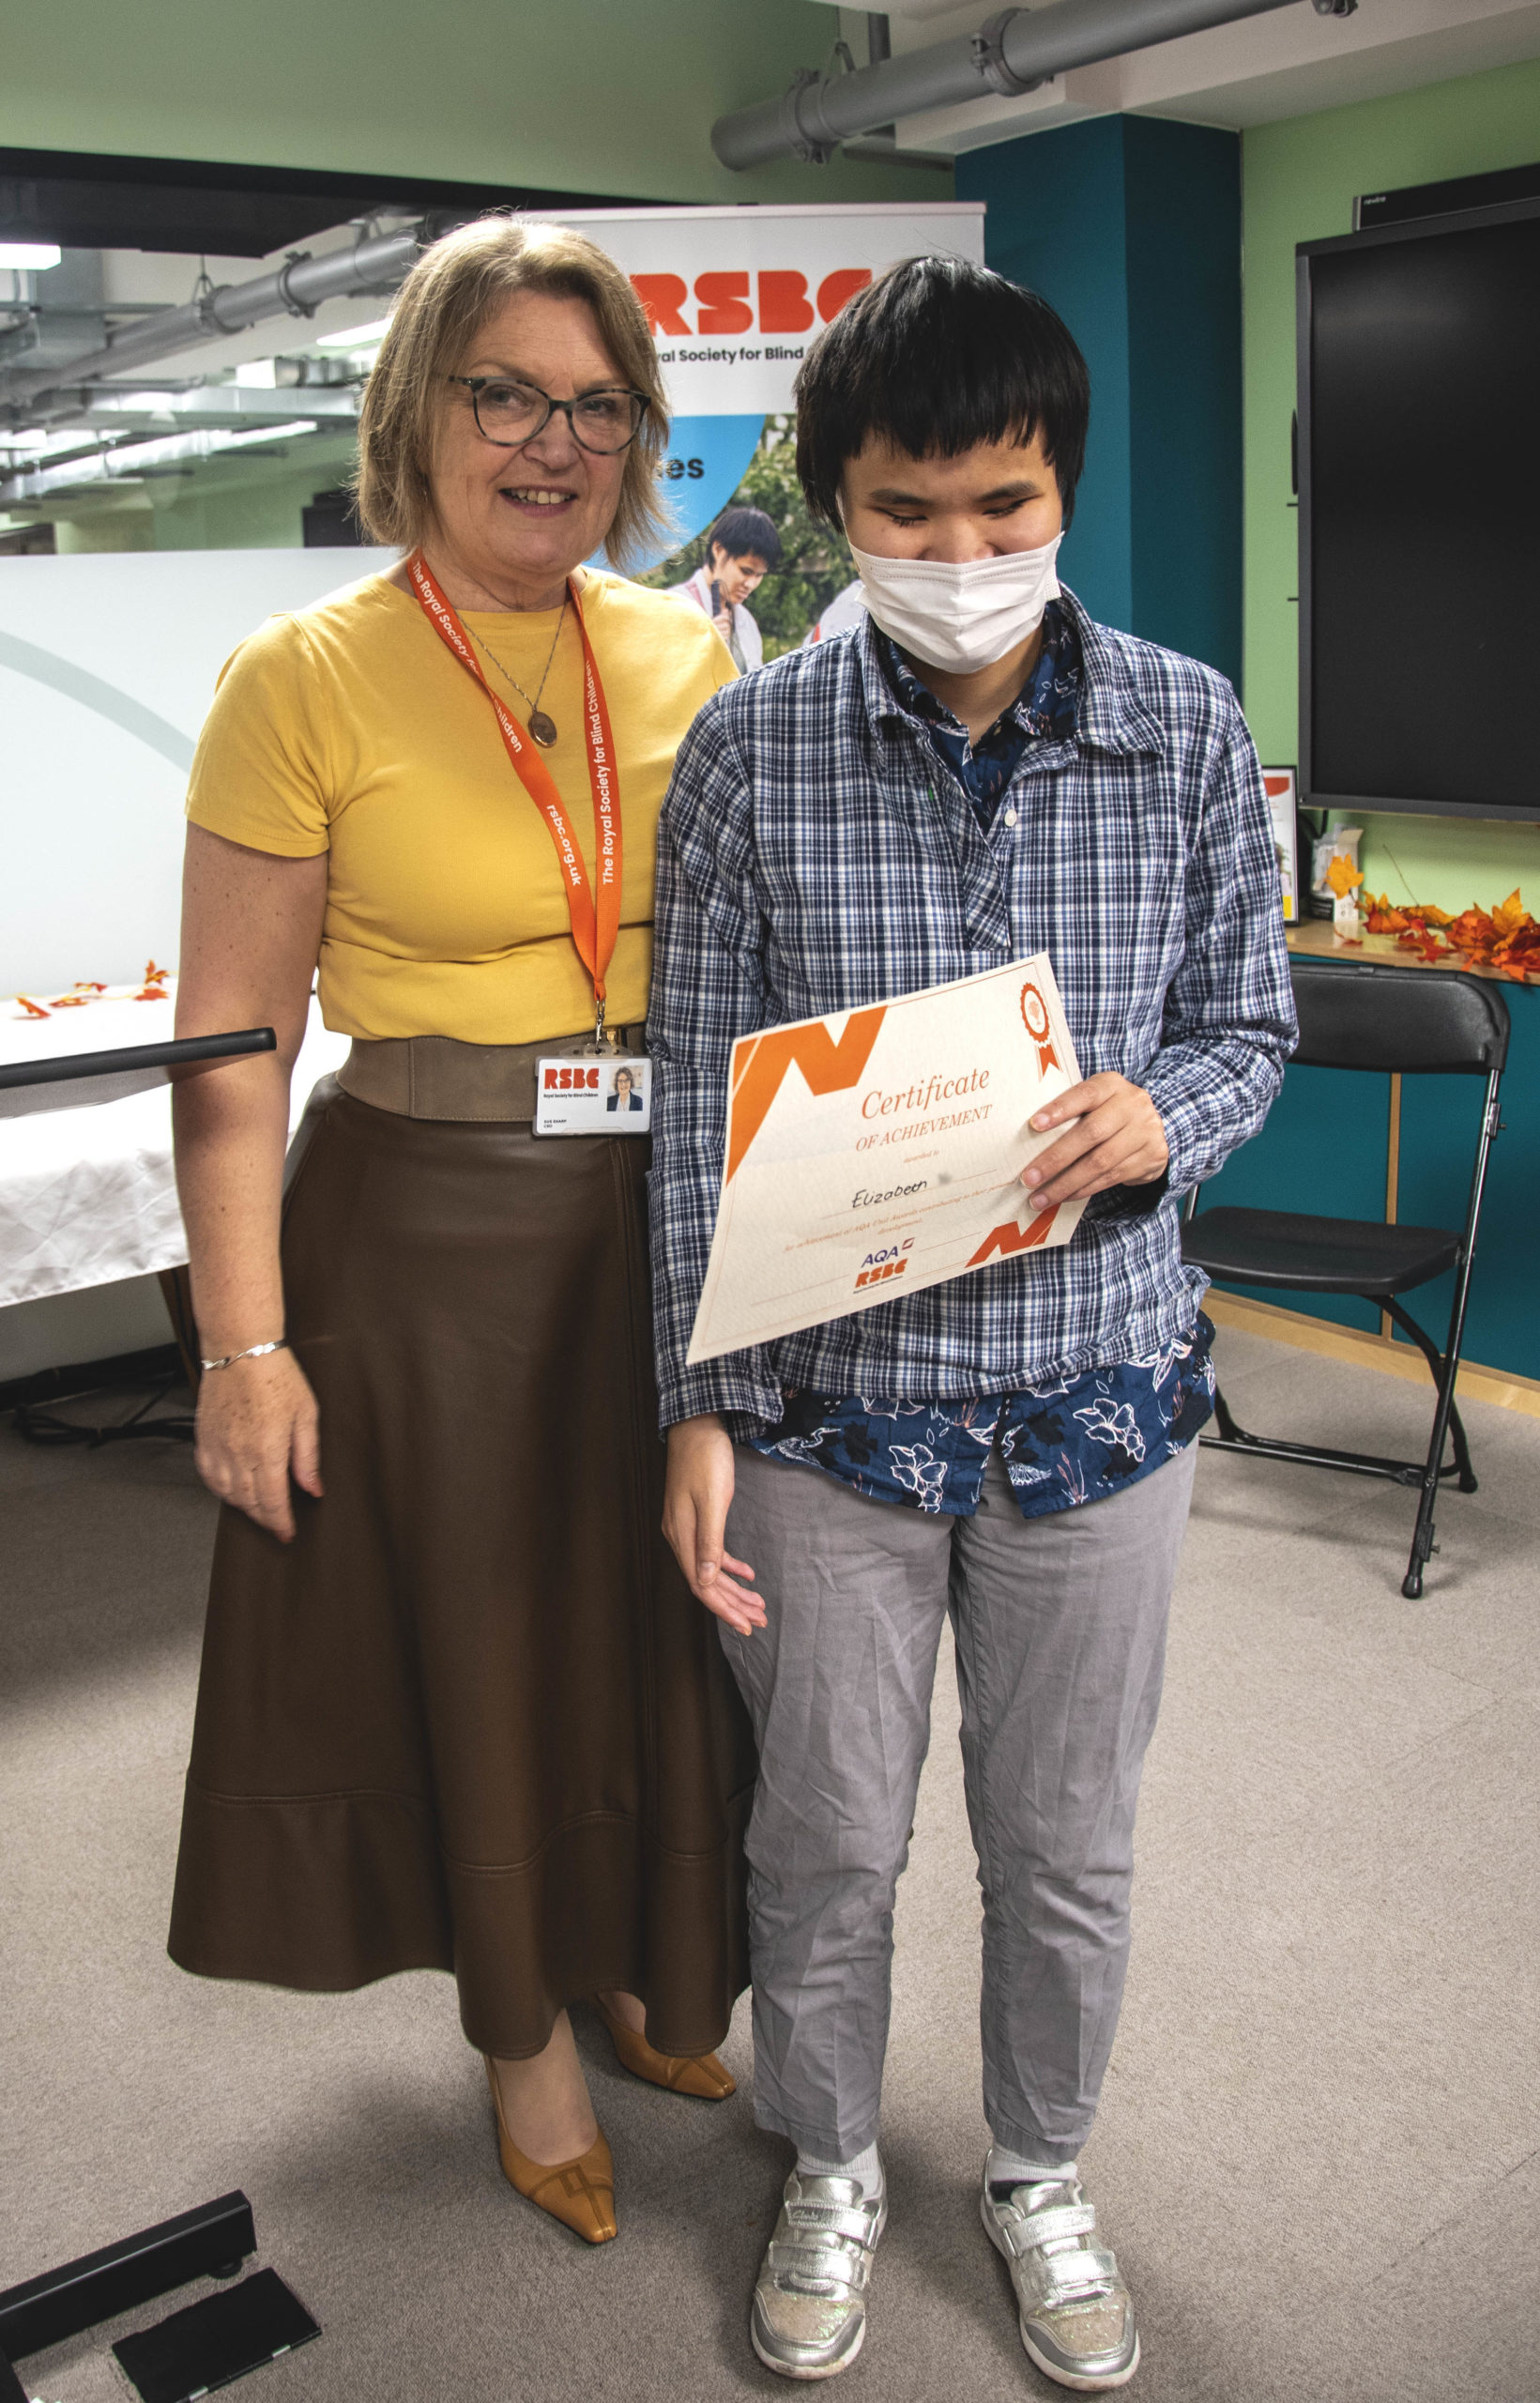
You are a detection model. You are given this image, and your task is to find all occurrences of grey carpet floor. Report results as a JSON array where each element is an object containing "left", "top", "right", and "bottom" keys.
[{"left": 2, "top": 1326, "right": 1537, "bottom": 2403}]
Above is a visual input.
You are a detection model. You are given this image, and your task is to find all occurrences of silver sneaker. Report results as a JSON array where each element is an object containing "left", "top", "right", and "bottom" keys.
[
  {"left": 751, "top": 2170, "right": 887, "bottom": 2380},
  {"left": 981, "top": 2166, "right": 1138, "bottom": 2391}
]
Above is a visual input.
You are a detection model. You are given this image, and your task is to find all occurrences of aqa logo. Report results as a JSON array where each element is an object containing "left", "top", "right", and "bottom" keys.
[{"left": 855, "top": 1241, "right": 911, "bottom": 1293}]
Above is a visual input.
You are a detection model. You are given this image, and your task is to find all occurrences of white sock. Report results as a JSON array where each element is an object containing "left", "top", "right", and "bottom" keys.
[
  {"left": 987, "top": 2142, "right": 1077, "bottom": 2193},
  {"left": 797, "top": 2140, "right": 883, "bottom": 2198}
]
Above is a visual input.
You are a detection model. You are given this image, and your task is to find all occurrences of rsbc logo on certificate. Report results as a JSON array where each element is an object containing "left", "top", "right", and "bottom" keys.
[{"left": 687, "top": 957, "right": 1087, "bottom": 1363}]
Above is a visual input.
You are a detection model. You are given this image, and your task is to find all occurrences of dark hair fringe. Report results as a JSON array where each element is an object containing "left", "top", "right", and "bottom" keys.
[
  {"left": 707, "top": 504, "right": 784, "bottom": 572},
  {"left": 794, "top": 256, "right": 1090, "bottom": 530}
]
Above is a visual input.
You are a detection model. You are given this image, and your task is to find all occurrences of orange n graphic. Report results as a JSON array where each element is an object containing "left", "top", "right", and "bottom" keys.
[
  {"left": 967, "top": 1203, "right": 1060, "bottom": 1266},
  {"left": 726, "top": 1007, "right": 887, "bottom": 1180}
]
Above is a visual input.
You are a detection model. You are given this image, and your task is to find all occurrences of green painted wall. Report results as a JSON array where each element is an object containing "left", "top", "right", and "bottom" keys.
[
  {"left": 1243, "top": 61, "right": 1540, "bottom": 912},
  {"left": 0, "top": 0, "right": 943, "bottom": 209}
]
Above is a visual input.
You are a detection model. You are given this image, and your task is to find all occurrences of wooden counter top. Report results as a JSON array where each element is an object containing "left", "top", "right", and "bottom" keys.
[{"left": 1285, "top": 917, "right": 1537, "bottom": 987}]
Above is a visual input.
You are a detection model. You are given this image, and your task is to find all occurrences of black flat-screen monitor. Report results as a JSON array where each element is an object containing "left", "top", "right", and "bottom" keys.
[{"left": 1297, "top": 197, "right": 1539, "bottom": 821}]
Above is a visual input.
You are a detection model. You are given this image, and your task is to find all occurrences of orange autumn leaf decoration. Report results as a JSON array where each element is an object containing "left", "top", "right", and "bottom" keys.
[
  {"left": 1357, "top": 885, "right": 1539, "bottom": 982},
  {"left": 1443, "top": 888, "right": 1539, "bottom": 982},
  {"left": 16, "top": 994, "right": 50, "bottom": 1018},
  {"left": 133, "top": 957, "right": 172, "bottom": 1002},
  {"left": 40, "top": 976, "right": 108, "bottom": 1007},
  {"left": 1325, "top": 853, "right": 1364, "bottom": 898}
]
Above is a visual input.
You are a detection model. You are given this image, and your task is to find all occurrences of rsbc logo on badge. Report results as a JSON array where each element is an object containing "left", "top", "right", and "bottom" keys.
[{"left": 544, "top": 1064, "right": 602, "bottom": 1092}]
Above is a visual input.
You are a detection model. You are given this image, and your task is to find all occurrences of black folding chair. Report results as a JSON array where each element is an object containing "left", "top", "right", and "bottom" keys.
[{"left": 1182, "top": 957, "right": 1509, "bottom": 1599}]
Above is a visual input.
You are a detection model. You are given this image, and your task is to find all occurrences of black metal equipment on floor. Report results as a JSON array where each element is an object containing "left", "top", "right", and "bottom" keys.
[
  {"left": 0, "top": 2196, "right": 320, "bottom": 2403},
  {"left": 0, "top": 2195, "right": 254, "bottom": 2394},
  {"left": 1182, "top": 956, "right": 1510, "bottom": 1599}
]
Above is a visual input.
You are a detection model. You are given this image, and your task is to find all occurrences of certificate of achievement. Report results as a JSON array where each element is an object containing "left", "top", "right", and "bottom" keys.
[{"left": 687, "top": 957, "right": 1087, "bottom": 1364}]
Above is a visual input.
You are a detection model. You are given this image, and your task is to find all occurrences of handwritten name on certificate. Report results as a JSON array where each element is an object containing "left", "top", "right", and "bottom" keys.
[{"left": 686, "top": 957, "right": 1088, "bottom": 1364}]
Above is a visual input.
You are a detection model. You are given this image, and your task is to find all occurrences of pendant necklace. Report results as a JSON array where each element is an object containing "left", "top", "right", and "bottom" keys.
[{"left": 468, "top": 585, "right": 569, "bottom": 748}]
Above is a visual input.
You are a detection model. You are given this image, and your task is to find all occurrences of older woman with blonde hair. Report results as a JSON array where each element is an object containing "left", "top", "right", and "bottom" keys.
[{"left": 166, "top": 216, "right": 755, "bottom": 2245}]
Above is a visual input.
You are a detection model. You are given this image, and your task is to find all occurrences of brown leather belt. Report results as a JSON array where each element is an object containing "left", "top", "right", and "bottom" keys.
[{"left": 338, "top": 1029, "right": 648, "bottom": 1123}]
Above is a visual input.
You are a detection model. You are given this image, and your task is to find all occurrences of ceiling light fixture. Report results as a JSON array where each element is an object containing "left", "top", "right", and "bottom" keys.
[
  {"left": 212, "top": 418, "right": 319, "bottom": 450},
  {"left": 315, "top": 317, "right": 392, "bottom": 349},
  {"left": 0, "top": 242, "right": 62, "bottom": 271},
  {"left": 0, "top": 418, "right": 321, "bottom": 499}
]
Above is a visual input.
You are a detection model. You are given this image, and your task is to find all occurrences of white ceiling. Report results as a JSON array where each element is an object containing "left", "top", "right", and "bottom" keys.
[{"left": 822, "top": 0, "right": 1540, "bottom": 153}]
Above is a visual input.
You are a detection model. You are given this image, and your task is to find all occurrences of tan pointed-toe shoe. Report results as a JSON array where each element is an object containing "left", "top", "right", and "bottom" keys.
[
  {"left": 484, "top": 2058, "right": 618, "bottom": 2243},
  {"left": 592, "top": 1994, "right": 736, "bottom": 2101}
]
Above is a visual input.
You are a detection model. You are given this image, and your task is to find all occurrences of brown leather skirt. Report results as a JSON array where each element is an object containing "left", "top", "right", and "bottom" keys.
[{"left": 167, "top": 1082, "right": 754, "bottom": 2059}]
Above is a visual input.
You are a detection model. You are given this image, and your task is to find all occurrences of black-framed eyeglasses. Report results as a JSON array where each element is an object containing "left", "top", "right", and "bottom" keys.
[{"left": 449, "top": 375, "right": 649, "bottom": 454}]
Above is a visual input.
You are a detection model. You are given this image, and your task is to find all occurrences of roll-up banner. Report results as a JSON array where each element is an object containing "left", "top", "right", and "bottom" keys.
[{"left": 541, "top": 203, "right": 986, "bottom": 658}]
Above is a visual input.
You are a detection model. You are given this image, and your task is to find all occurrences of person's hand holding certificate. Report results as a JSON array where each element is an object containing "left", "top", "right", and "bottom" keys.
[{"left": 688, "top": 956, "right": 1092, "bottom": 1364}]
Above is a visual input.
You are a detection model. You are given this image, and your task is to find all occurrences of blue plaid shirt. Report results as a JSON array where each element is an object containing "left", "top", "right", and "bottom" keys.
[
  {"left": 648, "top": 587, "right": 1295, "bottom": 1434},
  {"left": 747, "top": 606, "right": 1214, "bottom": 1524}
]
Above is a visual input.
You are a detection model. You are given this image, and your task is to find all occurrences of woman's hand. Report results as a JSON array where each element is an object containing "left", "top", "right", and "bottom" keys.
[
  {"left": 194, "top": 1347, "right": 323, "bottom": 1543},
  {"left": 663, "top": 1415, "right": 766, "bottom": 1635},
  {"left": 1022, "top": 1074, "right": 1169, "bottom": 1208}
]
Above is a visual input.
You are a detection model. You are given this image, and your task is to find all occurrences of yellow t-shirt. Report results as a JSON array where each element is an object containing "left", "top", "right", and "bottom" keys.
[{"left": 184, "top": 567, "right": 735, "bottom": 1044}]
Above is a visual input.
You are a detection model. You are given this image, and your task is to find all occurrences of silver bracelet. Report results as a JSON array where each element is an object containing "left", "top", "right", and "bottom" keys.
[{"left": 199, "top": 1338, "right": 290, "bottom": 1372}]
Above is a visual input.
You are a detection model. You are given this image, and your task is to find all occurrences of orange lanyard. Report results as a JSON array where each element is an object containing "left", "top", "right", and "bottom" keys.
[{"left": 407, "top": 548, "right": 622, "bottom": 1026}]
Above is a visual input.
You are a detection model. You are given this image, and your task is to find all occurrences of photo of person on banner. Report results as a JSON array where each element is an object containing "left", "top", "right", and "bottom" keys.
[
  {"left": 667, "top": 505, "right": 783, "bottom": 671},
  {"left": 648, "top": 255, "right": 1295, "bottom": 2390}
]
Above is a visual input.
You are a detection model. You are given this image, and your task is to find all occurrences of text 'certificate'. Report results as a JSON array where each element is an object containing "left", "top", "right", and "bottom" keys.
[{"left": 686, "top": 956, "right": 1087, "bottom": 1364}]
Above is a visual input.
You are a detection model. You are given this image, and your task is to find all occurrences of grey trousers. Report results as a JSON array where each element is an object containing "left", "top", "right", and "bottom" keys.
[{"left": 721, "top": 1438, "right": 1197, "bottom": 2166}]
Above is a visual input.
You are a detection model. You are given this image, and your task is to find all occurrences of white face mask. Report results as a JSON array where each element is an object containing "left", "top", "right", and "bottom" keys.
[{"left": 847, "top": 533, "right": 1063, "bottom": 677}]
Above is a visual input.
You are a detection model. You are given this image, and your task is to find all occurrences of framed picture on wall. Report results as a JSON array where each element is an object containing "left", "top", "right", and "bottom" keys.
[{"left": 1262, "top": 767, "right": 1300, "bottom": 922}]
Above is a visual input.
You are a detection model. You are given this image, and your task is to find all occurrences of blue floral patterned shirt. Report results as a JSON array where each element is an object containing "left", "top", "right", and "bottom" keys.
[
  {"left": 749, "top": 1317, "right": 1215, "bottom": 1521},
  {"left": 745, "top": 613, "right": 1213, "bottom": 1523}
]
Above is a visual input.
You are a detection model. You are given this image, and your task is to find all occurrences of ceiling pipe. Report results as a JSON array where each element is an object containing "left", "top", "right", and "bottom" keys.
[
  {"left": 711, "top": 0, "right": 1354, "bottom": 171},
  {"left": 843, "top": 8, "right": 953, "bottom": 170},
  {"left": 0, "top": 222, "right": 424, "bottom": 420}
]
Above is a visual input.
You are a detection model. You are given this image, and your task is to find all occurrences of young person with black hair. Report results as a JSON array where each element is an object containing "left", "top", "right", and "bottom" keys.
[
  {"left": 668, "top": 502, "right": 782, "bottom": 670},
  {"left": 648, "top": 258, "right": 1294, "bottom": 2387}
]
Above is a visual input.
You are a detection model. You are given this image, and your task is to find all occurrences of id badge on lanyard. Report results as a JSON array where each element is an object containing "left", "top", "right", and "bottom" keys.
[
  {"left": 407, "top": 550, "right": 649, "bottom": 1137},
  {"left": 532, "top": 1050, "right": 651, "bottom": 1136}
]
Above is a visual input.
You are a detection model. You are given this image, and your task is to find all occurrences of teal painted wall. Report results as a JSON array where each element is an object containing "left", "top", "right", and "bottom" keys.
[
  {"left": 960, "top": 118, "right": 1134, "bottom": 632},
  {"left": 1122, "top": 119, "right": 1242, "bottom": 686},
  {"left": 958, "top": 115, "right": 1241, "bottom": 683}
]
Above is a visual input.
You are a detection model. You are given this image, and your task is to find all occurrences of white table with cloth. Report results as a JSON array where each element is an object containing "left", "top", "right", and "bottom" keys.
[{"left": 0, "top": 981, "right": 348, "bottom": 1369}]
